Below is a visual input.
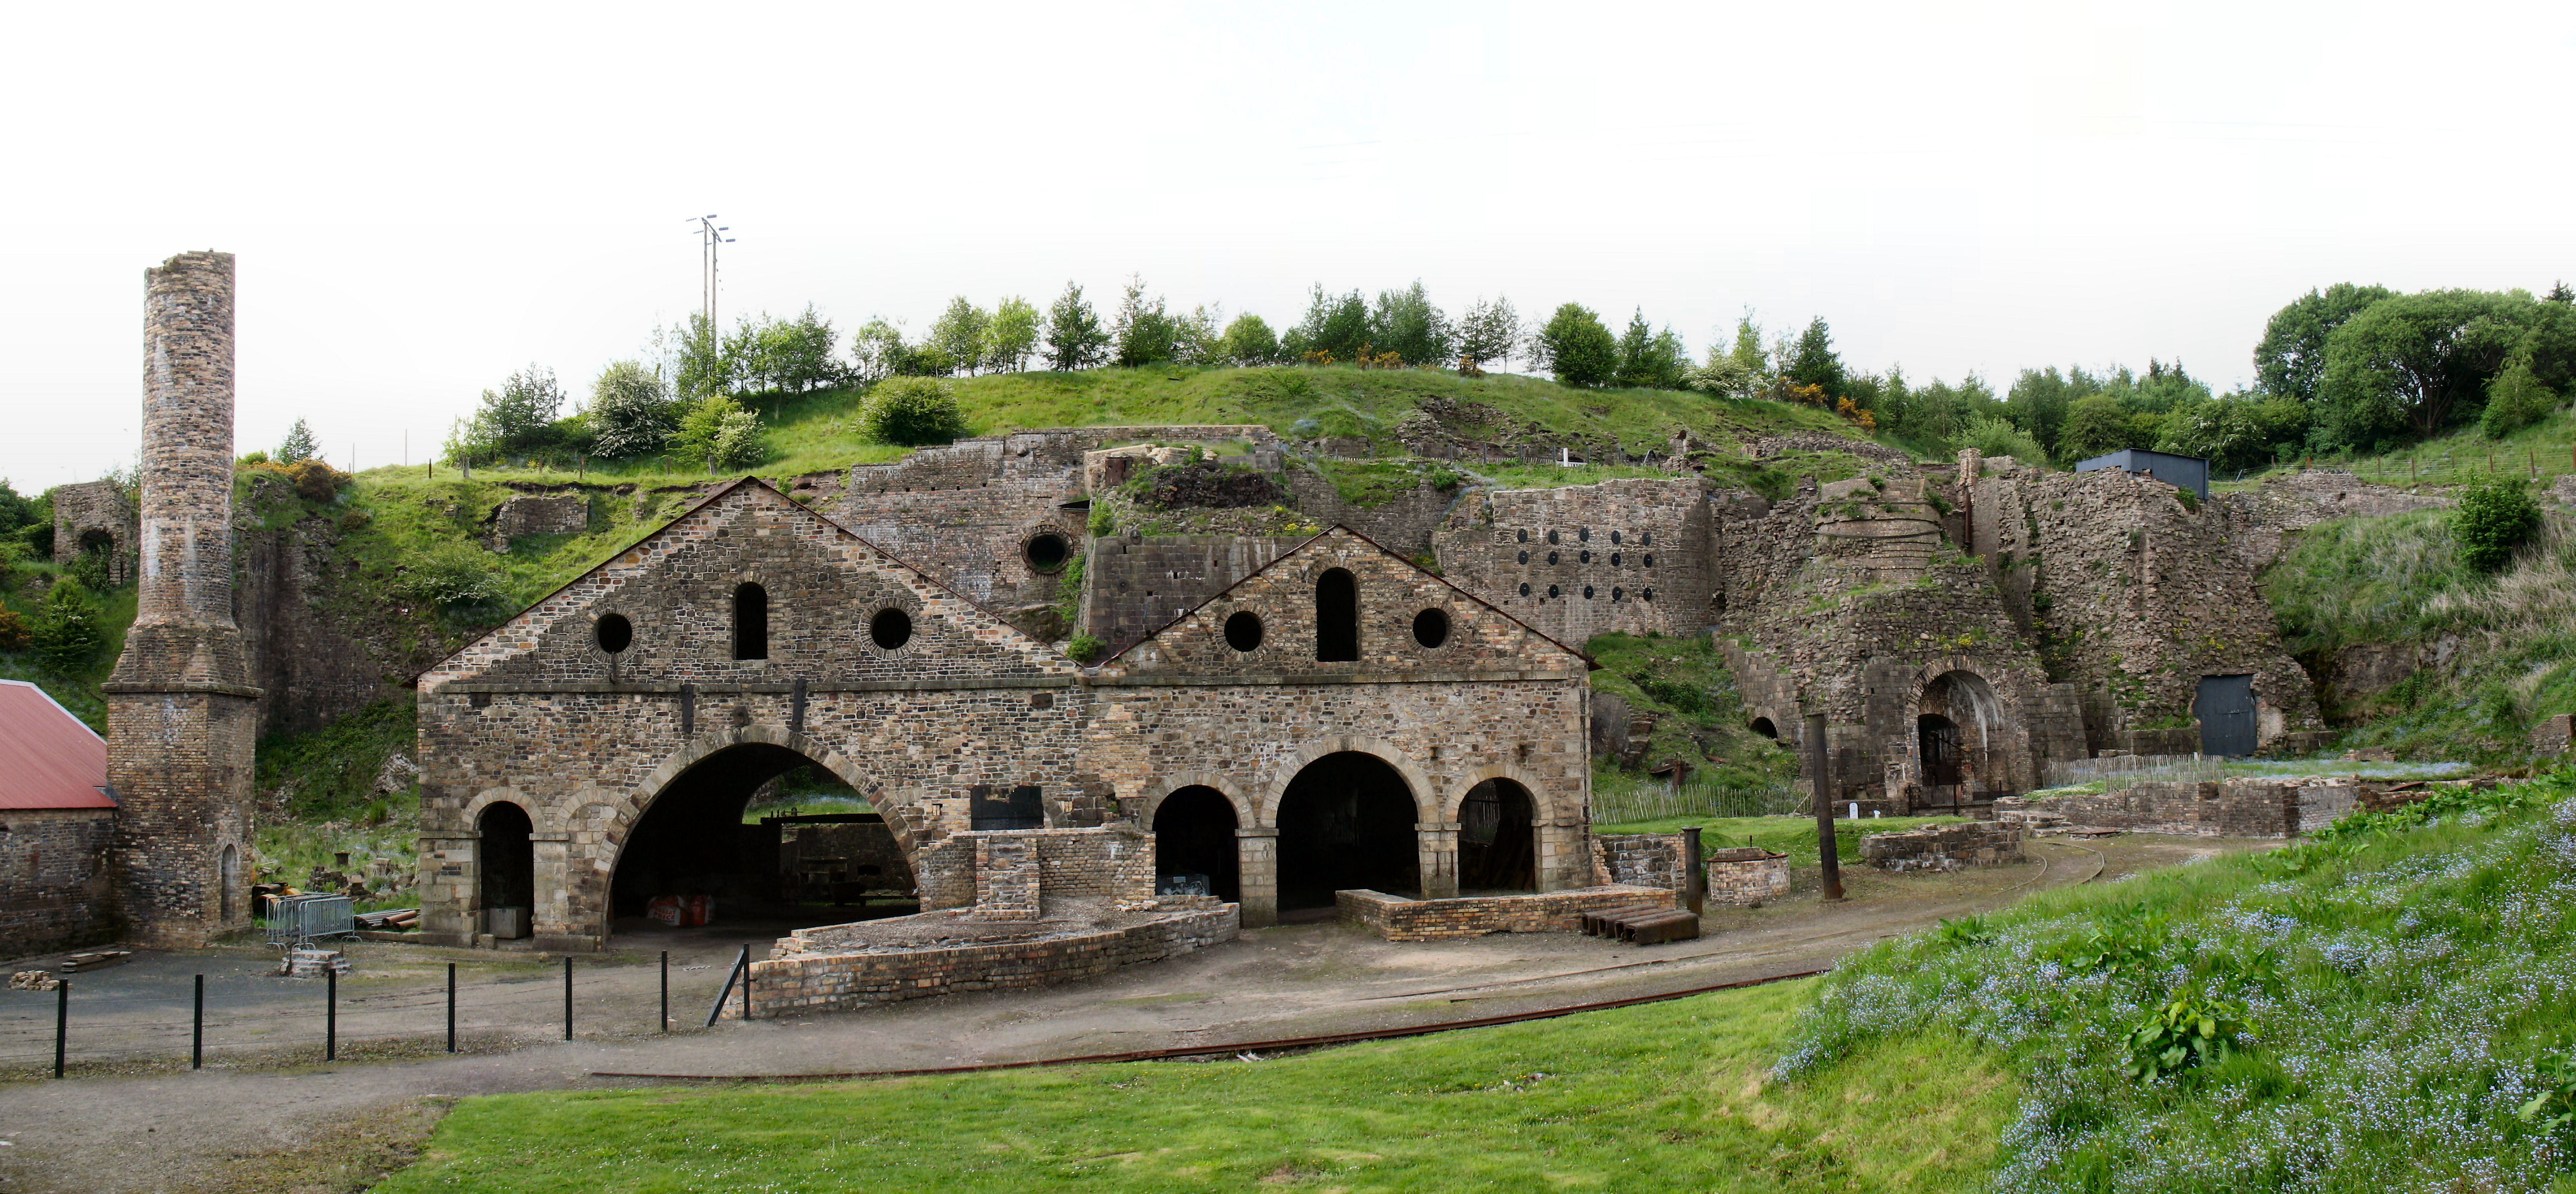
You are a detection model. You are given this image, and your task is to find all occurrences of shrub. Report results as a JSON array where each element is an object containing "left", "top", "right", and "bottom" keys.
[
  {"left": 859, "top": 377, "right": 969, "bottom": 446},
  {"left": 1064, "top": 632, "right": 1104, "bottom": 663},
  {"left": 1963, "top": 414, "right": 2049, "bottom": 465},
  {"left": 2481, "top": 357, "right": 2562, "bottom": 439},
  {"left": 1087, "top": 504, "right": 1115, "bottom": 537},
  {"left": 0, "top": 608, "right": 28, "bottom": 652},
  {"left": 398, "top": 541, "right": 507, "bottom": 608},
  {"left": 2453, "top": 476, "right": 2541, "bottom": 572},
  {"left": 670, "top": 395, "right": 765, "bottom": 471},
  {"left": 586, "top": 360, "right": 677, "bottom": 458},
  {"left": 28, "top": 578, "right": 104, "bottom": 673}
]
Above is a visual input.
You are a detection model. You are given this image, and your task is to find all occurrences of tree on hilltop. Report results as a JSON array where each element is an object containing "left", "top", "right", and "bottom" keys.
[
  {"left": 929, "top": 298, "right": 991, "bottom": 376},
  {"left": 985, "top": 297, "right": 1041, "bottom": 373},
  {"left": 586, "top": 361, "right": 676, "bottom": 458},
  {"left": 1369, "top": 281, "right": 1452, "bottom": 366},
  {"left": 1112, "top": 276, "right": 1180, "bottom": 367},
  {"left": 1535, "top": 303, "right": 1617, "bottom": 387},
  {"left": 1220, "top": 314, "right": 1282, "bottom": 366},
  {"left": 1457, "top": 296, "right": 1520, "bottom": 370},
  {"left": 1615, "top": 308, "right": 1689, "bottom": 390},
  {"left": 275, "top": 418, "right": 320, "bottom": 465},
  {"left": 2255, "top": 283, "right": 2394, "bottom": 404},
  {"left": 1044, "top": 283, "right": 1108, "bottom": 371}
]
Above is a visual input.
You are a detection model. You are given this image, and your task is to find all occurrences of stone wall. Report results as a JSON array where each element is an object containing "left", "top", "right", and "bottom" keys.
[
  {"left": 105, "top": 250, "right": 259, "bottom": 949},
  {"left": 232, "top": 474, "right": 405, "bottom": 738},
  {"left": 1858, "top": 822, "right": 2023, "bottom": 871},
  {"left": 1967, "top": 454, "right": 2323, "bottom": 754},
  {"left": 2212, "top": 469, "right": 2449, "bottom": 570},
  {"left": 488, "top": 493, "right": 592, "bottom": 550},
  {"left": 1991, "top": 777, "right": 2355, "bottom": 838},
  {"left": 1431, "top": 478, "right": 1715, "bottom": 644},
  {"left": 1593, "top": 832, "right": 1690, "bottom": 890},
  {"left": 971, "top": 835, "right": 1041, "bottom": 920},
  {"left": 49, "top": 480, "right": 135, "bottom": 585},
  {"left": 0, "top": 810, "right": 117, "bottom": 959},
  {"left": 743, "top": 904, "right": 1238, "bottom": 1016},
  {"left": 1336, "top": 884, "right": 1672, "bottom": 941},
  {"left": 1082, "top": 535, "right": 1304, "bottom": 656}
]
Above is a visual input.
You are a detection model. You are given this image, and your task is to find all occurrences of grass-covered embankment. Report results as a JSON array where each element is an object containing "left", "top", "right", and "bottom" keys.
[
  {"left": 376, "top": 976, "right": 2017, "bottom": 1194},
  {"left": 1785, "top": 769, "right": 2576, "bottom": 1191},
  {"left": 2264, "top": 505, "right": 2576, "bottom": 761}
]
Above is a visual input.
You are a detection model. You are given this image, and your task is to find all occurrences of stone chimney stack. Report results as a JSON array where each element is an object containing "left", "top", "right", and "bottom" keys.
[{"left": 106, "top": 251, "right": 261, "bottom": 947}]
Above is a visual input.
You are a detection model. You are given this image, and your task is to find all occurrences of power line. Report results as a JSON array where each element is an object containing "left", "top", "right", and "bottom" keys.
[{"left": 687, "top": 214, "right": 735, "bottom": 335}]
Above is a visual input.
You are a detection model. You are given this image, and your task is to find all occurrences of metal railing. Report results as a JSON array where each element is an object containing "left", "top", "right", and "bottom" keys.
[
  {"left": 262, "top": 894, "right": 356, "bottom": 948},
  {"left": 2039, "top": 754, "right": 2227, "bottom": 794}
]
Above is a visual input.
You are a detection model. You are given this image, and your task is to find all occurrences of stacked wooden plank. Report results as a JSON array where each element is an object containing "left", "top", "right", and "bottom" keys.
[
  {"left": 57, "top": 950, "right": 131, "bottom": 974},
  {"left": 1579, "top": 904, "right": 1701, "bottom": 945}
]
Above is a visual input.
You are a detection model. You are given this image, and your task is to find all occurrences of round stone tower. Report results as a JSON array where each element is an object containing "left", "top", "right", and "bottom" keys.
[{"left": 105, "top": 250, "right": 262, "bottom": 947}]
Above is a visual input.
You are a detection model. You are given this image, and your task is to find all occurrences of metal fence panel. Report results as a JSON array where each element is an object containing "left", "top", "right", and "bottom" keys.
[{"left": 263, "top": 894, "right": 356, "bottom": 947}]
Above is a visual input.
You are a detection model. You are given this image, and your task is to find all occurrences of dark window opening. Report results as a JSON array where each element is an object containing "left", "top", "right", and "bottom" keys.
[
  {"left": 1643, "top": 553, "right": 1654, "bottom": 568},
  {"left": 1582, "top": 585, "right": 1595, "bottom": 599},
  {"left": 970, "top": 784, "right": 1045, "bottom": 831},
  {"left": 1225, "top": 610, "right": 1265, "bottom": 652},
  {"left": 1611, "top": 587, "right": 1623, "bottom": 602},
  {"left": 1547, "top": 550, "right": 1559, "bottom": 564},
  {"left": 1610, "top": 531, "right": 1622, "bottom": 544},
  {"left": 477, "top": 801, "right": 535, "bottom": 939},
  {"left": 1153, "top": 786, "right": 1239, "bottom": 902},
  {"left": 1919, "top": 714, "right": 1964, "bottom": 787},
  {"left": 1546, "top": 529, "right": 1559, "bottom": 544},
  {"left": 1412, "top": 607, "right": 1449, "bottom": 649},
  {"left": 1547, "top": 584, "right": 1559, "bottom": 598},
  {"left": 1315, "top": 568, "right": 1359, "bottom": 662},
  {"left": 1518, "top": 583, "right": 1531, "bottom": 596},
  {"left": 1517, "top": 550, "right": 1529, "bottom": 564},
  {"left": 733, "top": 583, "right": 769, "bottom": 660},
  {"left": 1458, "top": 780, "right": 1536, "bottom": 893},
  {"left": 870, "top": 607, "right": 913, "bottom": 651},
  {"left": 1642, "top": 588, "right": 1653, "bottom": 601},
  {"left": 1580, "top": 550, "right": 1592, "bottom": 563},
  {"left": 1024, "top": 532, "right": 1072, "bottom": 573},
  {"left": 1516, "top": 529, "right": 1528, "bottom": 543},
  {"left": 1640, "top": 532, "right": 1652, "bottom": 546},
  {"left": 1749, "top": 717, "right": 1778, "bottom": 739},
  {"left": 1578, "top": 528, "right": 1590, "bottom": 542},
  {"left": 1610, "top": 552, "right": 1621, "bottom": 566},
  {"left": 1276, "top": 752, "right": 1417, "bottom": 910},
  {"left": 595, "top": 613, "right": 633, "bottom": 654}
]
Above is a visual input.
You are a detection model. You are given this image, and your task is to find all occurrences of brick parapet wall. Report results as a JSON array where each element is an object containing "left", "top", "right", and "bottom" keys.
[
  {"left": 1704, "top": 848, "right": 1791, "bottom": 906},
  {"left": 740, "top": 905, "right": 1238, "bottom": 1016},
  {"left": 0, "top": 810, "right": 118, "bottom": 960},
  {"left": 1336, "top": 884, "right": 1672, "bottom": 941}
]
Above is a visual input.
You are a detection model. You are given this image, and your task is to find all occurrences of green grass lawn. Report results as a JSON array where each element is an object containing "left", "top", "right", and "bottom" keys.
[{"left": 378, "top": 977, "right": 2017, "bottom": 1194}]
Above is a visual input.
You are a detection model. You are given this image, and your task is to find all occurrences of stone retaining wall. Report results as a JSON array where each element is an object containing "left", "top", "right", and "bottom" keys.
[
  {"left": 1336, "top": 884, "right": 1674, "bottom": 942},
  {"left": 1992, "top": 777, "right": 2356, "bottom": 838},
  {"left": 740, "top": 904, "right": 1239, "bottom": 1016},
  {"left": 0, "top": 809, "right": 117, "bottom": 960},
  {"left": 1858, "top": 822, "right": 2023, "bottom": 871}
]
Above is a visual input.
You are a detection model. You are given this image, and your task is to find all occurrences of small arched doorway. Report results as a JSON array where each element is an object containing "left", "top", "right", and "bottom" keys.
[
  {"left": 477, "top": 802, "right": 535, "bottom": 938},
  {"left": 1918, "top": 670, "right": 2008, "bottom": 804},
  {"left": 1457, "top": 780, "right": 1536, "bottom": 893},
  {"left": 1748, "top": 716, "right": 1778, "bottom": 740},
  {"left": 609, "top": 743, "right": 914, "bottom": 936},
  {"left": 1275, "top": 752, "right": 1417, "bottom": 912},
  {"left": 1153, "top": 786, "right": 1240, "bottom": 902}
]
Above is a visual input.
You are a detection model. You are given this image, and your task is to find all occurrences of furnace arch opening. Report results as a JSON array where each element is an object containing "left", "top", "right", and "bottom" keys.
[{"left": 1274, "top": 751, "right": 1417, "bottom": 912}]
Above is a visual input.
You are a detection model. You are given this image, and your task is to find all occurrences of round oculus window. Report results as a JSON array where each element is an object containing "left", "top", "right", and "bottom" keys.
[
  {"left": 1024, "top": 532, "right": 1072, "bottom": 573},
  {"left": 1224, "top": 610, "right": 1264, "bottom": 652},
  {"left": 1411, "top": 607, "right": 1450, "bottom": 649},
  {"left": 870, "top": 607, "right": 914, "bottom": 650},
  {"left": 1516, "top": 529, "right": 1528, "bottom": 543},
  {"left": 594, "top": 613, "right": 633, "bottom": 654},
  {"left": 1610, "top": 530, "right": 1622, "bottom": 544},
  {"left": 1518, "top": 582, "right": 1531, "bottom": 596}
]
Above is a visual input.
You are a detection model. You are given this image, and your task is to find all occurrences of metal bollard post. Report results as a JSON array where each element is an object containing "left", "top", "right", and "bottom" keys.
[
  {"left": 54, "top": 980, "right": 68, "bottom": 1079},
  {"left": 446, "top": 962, "right": 456, "bottom": 1053},
  {"left": 741, "top": 945, "right": 752, "bottom": 1022},
  {"left": 192, "top": 974, "right": 204, "bottom": 1070},
  {"left": 326, "top": 968, "right": 338, "bottom": 1061},
  {"left": 659, "top": 951, "right": 669, "bottom": 1033},
  {"left": 563, "top": 956, "right": 573, "bottom": 1041}
]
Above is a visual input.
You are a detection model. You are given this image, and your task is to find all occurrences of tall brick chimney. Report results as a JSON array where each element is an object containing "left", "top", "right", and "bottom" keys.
[{"left": 105, "top": 251, "right": 262, "bottom": 947}]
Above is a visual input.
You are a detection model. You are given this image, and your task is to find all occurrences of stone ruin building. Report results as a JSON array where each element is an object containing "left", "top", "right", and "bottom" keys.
[{"left": 52, "top": 247, "right": 2327, "bottom": 984}]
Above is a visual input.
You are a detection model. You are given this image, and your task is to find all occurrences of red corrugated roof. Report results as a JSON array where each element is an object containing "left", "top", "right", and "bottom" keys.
[{"left": 0, "top": 680, "right": 115, "bottom": 810}]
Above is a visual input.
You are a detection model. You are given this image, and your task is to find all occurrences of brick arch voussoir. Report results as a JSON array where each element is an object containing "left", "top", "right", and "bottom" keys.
[
  {"left": 1138, "top": 771, "right": 1255, "bottom": 830},
  {"left": 460, "top": 787, "right": 538, "bottom": 834},
  {"left": 1258, "top": 735, "right": 1439, "bottom": 826}
]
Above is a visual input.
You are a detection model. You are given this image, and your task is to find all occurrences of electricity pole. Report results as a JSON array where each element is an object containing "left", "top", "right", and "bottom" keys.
[{"left": 688, "top": 214, "right": 734, "bottom": 336}]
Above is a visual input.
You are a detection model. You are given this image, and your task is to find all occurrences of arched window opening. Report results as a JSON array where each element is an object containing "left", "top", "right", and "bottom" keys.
[
  {"left": 733, "top": 583, "right": 769, "bottom": 660},
  {"left": 1275, "top": 752, "right": 1417, "bottom": 914},
  {"left": 1153, "top": 786, "right": 1240, "bottom": 902},
  {"left": 477, "top": 802, "right": 535, "bottom": 940},
  {"left": 1458, "top": 780, "right": 1536, "bottom": 893},
  {"left": 1315, "top": 569, "right": 1359, "bottom": 662}
]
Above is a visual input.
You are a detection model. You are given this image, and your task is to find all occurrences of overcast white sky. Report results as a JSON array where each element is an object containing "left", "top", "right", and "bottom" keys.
[{"left": 4, "top": 1, "right": 2571, "bottom": 491}]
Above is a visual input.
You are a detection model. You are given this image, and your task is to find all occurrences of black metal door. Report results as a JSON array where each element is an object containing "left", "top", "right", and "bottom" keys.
[
  {"left": 2195, "top": 674, "right": 2257, "bottom": 757},
  {"left": 1918, "top": 716, "right": 1963, "bottom": 786}
]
